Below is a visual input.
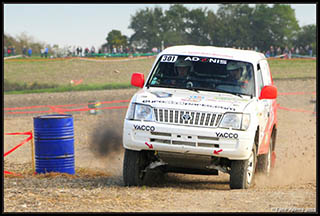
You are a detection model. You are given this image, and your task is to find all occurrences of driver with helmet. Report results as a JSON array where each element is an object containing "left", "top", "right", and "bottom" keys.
[
  {"left": 226, "top": 61, "right": 244, "bottom": 82},
  {"left": 174, "top": 59, "right": 192, "bottom": 76},
  {"left": 171, "top": 58, "right": 193, "bottom": 86},
  {"left": 225, "top": 61, "right": 253, "bottom": 94}
]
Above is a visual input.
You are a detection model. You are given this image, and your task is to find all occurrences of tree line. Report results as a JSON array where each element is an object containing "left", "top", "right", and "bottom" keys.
[{"left": 106, "top": 4, "right": 316, "bottom": 54}]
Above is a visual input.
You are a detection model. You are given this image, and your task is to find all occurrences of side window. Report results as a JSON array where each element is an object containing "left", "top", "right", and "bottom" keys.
[
  {"left": 260, "top": 60, "right": 272, "bottom": 85},
  {"left": 257, "top": 64, "right": 264, "bottom": 96}
]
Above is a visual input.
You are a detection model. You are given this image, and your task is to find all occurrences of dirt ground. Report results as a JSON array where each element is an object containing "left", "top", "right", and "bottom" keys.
[{"left": 3, "top": 79, "right": 317, "bottom": 212}]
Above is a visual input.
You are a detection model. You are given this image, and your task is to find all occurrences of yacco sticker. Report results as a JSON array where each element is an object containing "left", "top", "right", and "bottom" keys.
[
  {"left": 216, "top": 132, "right": 239, "bottom": 139},
  {"left": 181, "top": 95, "right": 205, "bottom": 102},
  {"left": 160, "top": 55, "right": 178, "bottom": 63},
  {"left": 141, "top": 99, "right": 236, "bottom": 111},
  {"left": 184, "top": 56, "right": 227, "bottom": 64},
  {"left": 134, "top": 125, "right": 155, "bottom": 132}
]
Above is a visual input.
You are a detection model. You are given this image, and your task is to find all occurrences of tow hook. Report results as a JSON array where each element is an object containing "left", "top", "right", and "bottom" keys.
[
  {"left": 143, "top": 159, "right": 167, "bottom": 172},
  {"left": 206, "top": 164, "right": 230, "bottom": 174}
]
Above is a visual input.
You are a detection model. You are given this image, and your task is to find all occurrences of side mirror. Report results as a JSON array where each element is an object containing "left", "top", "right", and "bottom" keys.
[
  {"left": 131, "top": 73, "right": 145, "bottom": 88},
  {"left": 259, "top": 85, "right": 277, "bottom": 100}
]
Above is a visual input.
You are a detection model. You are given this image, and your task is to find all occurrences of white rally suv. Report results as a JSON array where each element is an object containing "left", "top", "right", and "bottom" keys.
[{"left": 122, "top": 45, "right": 278, "bottom": 189}]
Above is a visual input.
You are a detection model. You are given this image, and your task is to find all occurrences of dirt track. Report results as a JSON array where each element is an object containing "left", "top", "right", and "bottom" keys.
[{"left": 3, "top": 79, "right": 317, "bottom": 212}]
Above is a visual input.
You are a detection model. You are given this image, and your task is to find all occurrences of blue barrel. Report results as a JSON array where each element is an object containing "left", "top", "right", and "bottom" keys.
[{"left": 33, "top": 114, "right": 75, "bottom": 174}]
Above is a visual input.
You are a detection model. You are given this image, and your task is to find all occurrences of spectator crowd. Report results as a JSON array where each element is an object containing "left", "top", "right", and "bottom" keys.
[
  {"left": 264, "top": 45, "right": 313, "bottom": 58},
  {"left": 4, "top": 44, "right": 314, "bottom": 59}
]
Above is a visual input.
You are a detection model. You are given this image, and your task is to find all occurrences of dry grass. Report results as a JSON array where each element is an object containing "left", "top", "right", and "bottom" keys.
[
  {"left": 4, "top": 57, "right": 156, "bottom": 85},
  {"left": 4, "top": 57, "right": 316, "bottom": 88},
  {"left": 4, "top": 162, "right": 113, "bottom": 179},
  {"left": 268, "top": 59, "right": 316, "bottom": 79}
]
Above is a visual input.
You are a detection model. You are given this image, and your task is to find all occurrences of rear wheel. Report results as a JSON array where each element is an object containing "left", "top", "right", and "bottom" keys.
[
  {"left": 257, "top": 133, "right": 274, "bottom": 176},
  {"left": 123, "top": 149, "right": 149, "bottom": 186},
  {"left": 257, "top": 145, "right": 272, "bottom": 176},
  {"left": 230, "top": 145, "right": 257, "bottom": 189}
]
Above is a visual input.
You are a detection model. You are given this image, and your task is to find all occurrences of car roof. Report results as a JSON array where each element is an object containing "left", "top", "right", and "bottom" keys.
[{"left": 160, "top": 45, "right": 266, "bottom": 65}]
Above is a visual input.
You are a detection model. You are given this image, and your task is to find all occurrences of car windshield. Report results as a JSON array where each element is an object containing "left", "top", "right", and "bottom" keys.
[{"left": 146, "top": 55, "right": 255, "bottom": 97}]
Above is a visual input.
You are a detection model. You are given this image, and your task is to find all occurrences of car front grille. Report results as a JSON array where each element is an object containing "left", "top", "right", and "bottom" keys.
[{"left": 154, "top": 108, "right": 223, "bottom": 128}]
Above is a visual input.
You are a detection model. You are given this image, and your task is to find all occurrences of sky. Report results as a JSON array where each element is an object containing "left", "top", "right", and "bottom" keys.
[{"left": 3, "top": 3, "right": 317, "bottom": 49}]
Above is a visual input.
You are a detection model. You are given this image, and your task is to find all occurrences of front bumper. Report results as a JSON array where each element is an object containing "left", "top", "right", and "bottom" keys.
[{"left": 123, "top": 120, "right": 255, "bottom": 160}]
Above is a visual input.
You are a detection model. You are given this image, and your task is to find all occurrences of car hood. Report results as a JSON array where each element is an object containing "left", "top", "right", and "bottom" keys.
[{"left": 134, "top": 87, "right": 253, "bottom": 113}]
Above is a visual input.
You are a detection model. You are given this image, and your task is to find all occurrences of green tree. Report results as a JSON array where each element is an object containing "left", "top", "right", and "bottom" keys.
[
  {"left": 106, "top": 30, "right": 128, "bottom": 50},
  {"left": 4, "top": 34, "right": 17, "bottom": 48},
  {"left": 4, "top": 32, "right": 47, "bottom": 55},
  {"left": 215, "top": 4, "right": 254, "bottom": 48},
  {"left": 250, "top": 4, "right": 274, "bottom": 51},
  {"left": 294, "top": 24, "right": 316, "bottom": 55},
  {"left": 128, "top": 4, "right": 305, "bottom": 53},
  {"left": 186, "top": 7, "right": 211, "bottom": 45},
  {"left": 215, "top": 4, "right": 299, "bottom": 51},
  {"left": 269, "top": 4, "right": 300, "bottom": 48},
  {"left": 129, "top": 6, "right": 164, "bottom": 51},
  {"left": 206, "top": 10, "right": 221, "bottom": 46},
  {"left": 162, "top": 4, "right": 189, "bottom": 46}
]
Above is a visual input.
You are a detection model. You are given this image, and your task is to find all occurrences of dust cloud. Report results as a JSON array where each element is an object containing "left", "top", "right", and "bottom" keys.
[
  {"left": 255, "top": 156, "right": 316, "bottom": 188},
  {"left": 89, "top": 113, "right": 124, "bottom": 158},
  {"left": 255, "top": 133, "right": 316, "bottom": 187}
]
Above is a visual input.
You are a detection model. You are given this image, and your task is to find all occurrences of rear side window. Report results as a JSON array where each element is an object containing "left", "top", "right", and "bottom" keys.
[
  {"left": 257, "top": 64, "right": 264, "bottom": 96},
  {"left": 259, "top": 60, "right": 272, "bottom": 85}
]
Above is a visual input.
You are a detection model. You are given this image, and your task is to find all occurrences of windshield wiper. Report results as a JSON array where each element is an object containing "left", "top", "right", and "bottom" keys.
[
  {"left": 186, "top": 86, "right": 200, "bottom": 93},
  {"left": 149, "top": 84, "right": 177, "bottom": 89},
  {"left": 213, "top": 89, "right": 243, "bottom": 98}
]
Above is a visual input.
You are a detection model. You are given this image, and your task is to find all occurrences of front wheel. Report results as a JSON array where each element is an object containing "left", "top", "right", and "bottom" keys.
[
  {"left": 230, "top": 145, "right": 257, "bottom": 189},
  {"left": 123, "top": 149, "right": 149, "bottom": 186}
]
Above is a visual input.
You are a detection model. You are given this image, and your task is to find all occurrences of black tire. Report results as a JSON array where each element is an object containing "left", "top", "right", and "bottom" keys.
[
  {"left": 257, "top": 145, "right": 272, "bottom": 176},
  {"left": 123, "top": 149, "right": 149, "bottom": 186},
  {"left": 230, "top": 145, "right": 257, "bottom": 189},
  {"left": 257, "top": 133, "right": 274, "bottom": 176}
]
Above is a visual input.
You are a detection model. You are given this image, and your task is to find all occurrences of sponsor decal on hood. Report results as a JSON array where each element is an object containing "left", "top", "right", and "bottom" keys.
[
  {"left": 182, "top": 95, "right": 205, "bottom": 102},
  {"left": 135, "top": 89, "right": 252, "bottom": 113}
]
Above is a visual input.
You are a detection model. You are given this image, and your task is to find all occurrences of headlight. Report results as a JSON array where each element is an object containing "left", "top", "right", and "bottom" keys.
[
  {"left": 241, "top": 113, "right": 250, "bottom": 130},
  {"left": 126, "top": 103, "right": 155, "bottom": 121},
  {"left": 126, "top": 103, "right": 135, "bottom": 120},
  {"left": 219, "top": 113, "right": 250, "bottom": 130}
]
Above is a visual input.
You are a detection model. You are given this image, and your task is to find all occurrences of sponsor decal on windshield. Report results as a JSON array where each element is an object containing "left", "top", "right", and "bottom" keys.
[{"left": 184, "top": 56, "right": 227, "bottom": 64}]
